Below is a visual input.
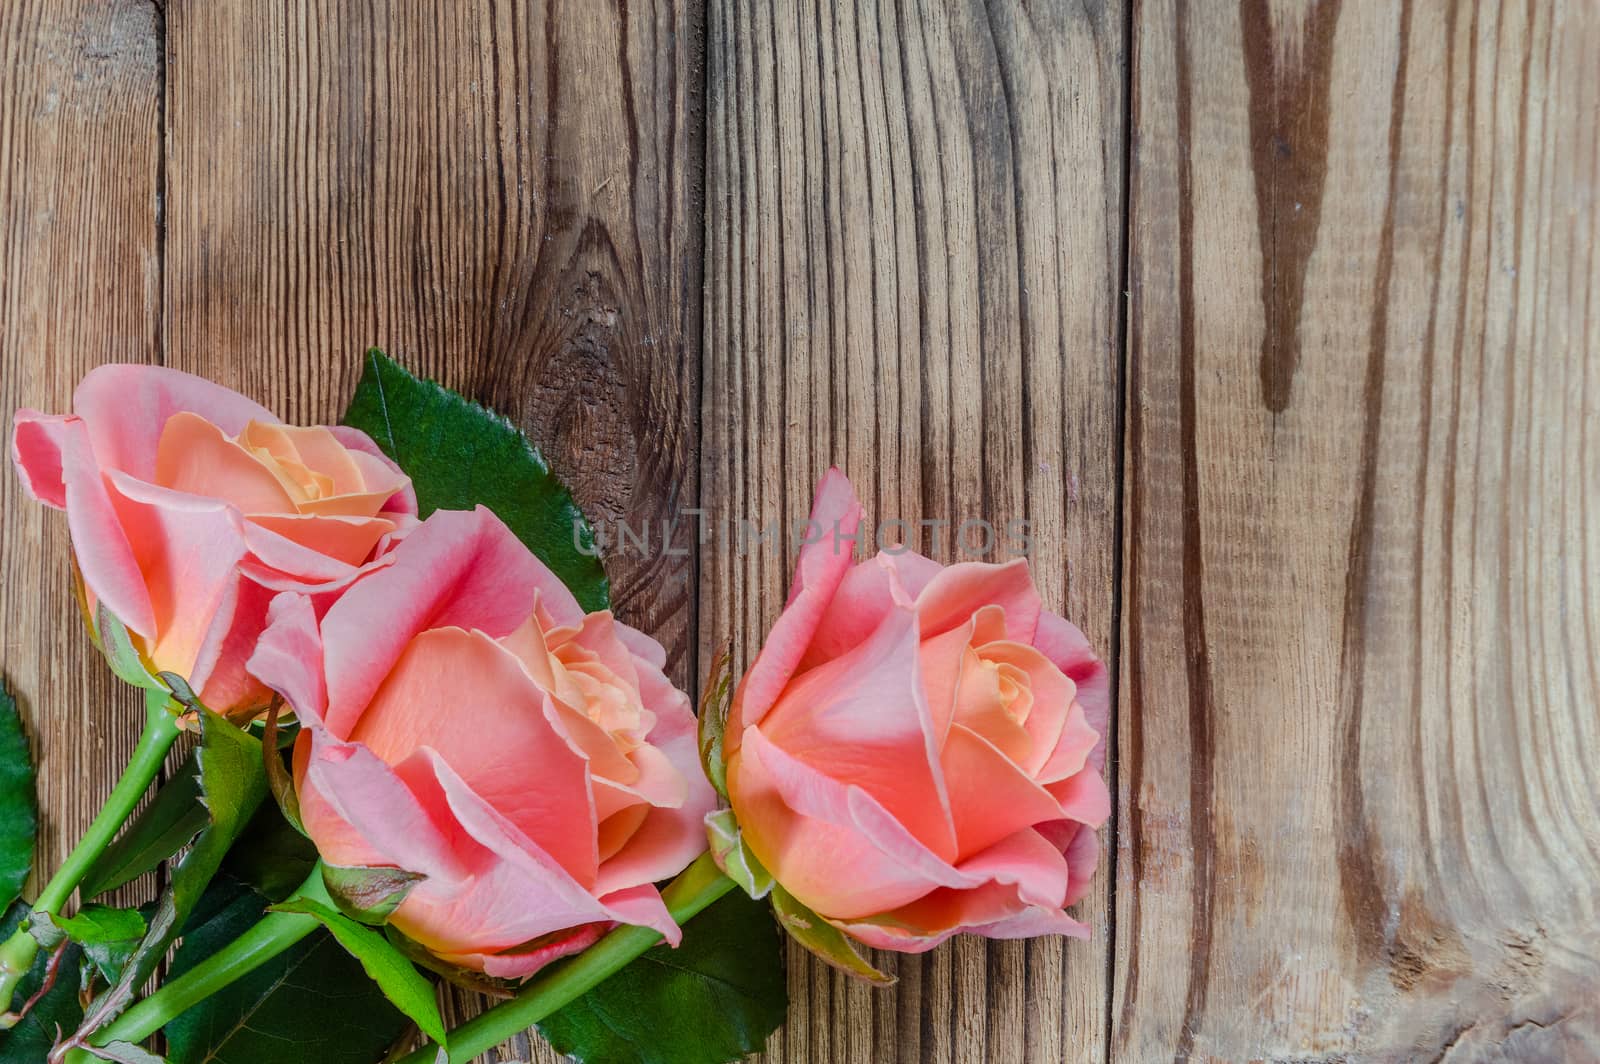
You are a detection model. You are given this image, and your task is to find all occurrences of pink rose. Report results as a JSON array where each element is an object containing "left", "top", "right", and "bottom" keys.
[
  {"left": 723, "top": 470, "right": 1110, "bottom": 952},
  {"left": 10, "top": 365, "right": 415, "bottom": 711},
  {"left": 248, "top": 506, "right": 717, "bottom": 979}
]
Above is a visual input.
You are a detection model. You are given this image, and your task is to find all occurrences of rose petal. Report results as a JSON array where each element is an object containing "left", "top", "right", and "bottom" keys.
[
  {"left": 11, "top": 410, "right": 70, "bottom": 508},
  {"left": 593, "top": 696, "right": 717, "bottom": 896},
  {"left": 612, "top": 620, "right": 668, "bottom": 671},
  {"left": 449, "top": 925, "right": 605, "bottom": 980},
  {"left": 247, "top": 592, "right": 330, "bottom": 726},
  {"left": 12, "top": 412, "right": 155, "bottom": 636},
  {"left": 242, "top": 422, "right": 365, "bottom": 496},
  {"left": 731, "top": 468, "right": 862, "bottom": 737},
  {"left": 1036, "top": 700, "right": 1100, "bottom": 785},
  {"left": 1033, "top": 611, "right": 1109, "bottom": 771},
  {"left": 829, "top": 829, "right": 1084, "bottom": 953},
  {"left": 939, "top": 723, "right": 1068, "bottom": 860},
  {"left": 104, "top": 472, "right": 249, "bottom": 685},
  {"left": 245, "top": 512, "right": 395, "bottom": 571},
  {"left": 912, "top": 558, "right": 1042, "bottom": 644},
  {"left": 798, "top": 552, "right": 916, "bottom": 668},
  {"left": 973, "top": 639, "right": 1076, "bottom": 777},
  {"left": 319, "top": 507, "right": 581, "bottom": 723},
  {"left": 1037, "top": 820, "right": 1102, "bottom": 907},
  {"left": 1044, "top": 765, "right": 1111, "bottom": 828},
  {"left": 392, "top": 749, "right": 680, "bottom": 952},
  {"left": 73, "top": 364, "right": 278, "bottom": 480},
  {"left": 730, "top": 725, "right": 969, "bottom": 920},
  {"left": 297, "top": 731, "right": 468, "bottom": 883},
  {"left": 349, "top": 627, "right": 599, "bottom": 884},
  {"left": 192, "top": 575, "right": 276, "bottom": 713},
  {"left": 760, "top": 602, "right": 956, "bottom": 860},
  {"left": 155, "top": 412, "right": 297, "bottom": 513},
  {"left": 326, "top": 426, "right": 418, "bottom": 515}
]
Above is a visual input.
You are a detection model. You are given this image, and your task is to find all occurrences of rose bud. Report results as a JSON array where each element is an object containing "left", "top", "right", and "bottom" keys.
[
  {"left": 247, "top": 506, "right": 717, "bottom": 979},
  {"left": 10, "top": 365, "right": 415, "bottom": 712},
  {"left": 713, "top": 470, "right": 1109, "bottom": 965}
]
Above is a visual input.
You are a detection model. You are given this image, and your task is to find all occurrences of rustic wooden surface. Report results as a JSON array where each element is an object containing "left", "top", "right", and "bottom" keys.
[
  {"left": 2, "top": 0, "right": 1597, "bottom": 1061},
  {"left": 1119, "top": 1, "right": 1600, "bottom": 1060}
]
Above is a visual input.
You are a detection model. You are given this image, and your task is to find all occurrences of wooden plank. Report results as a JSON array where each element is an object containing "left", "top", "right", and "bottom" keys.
[
  {"left": 163, "top": 1, "right": 705, "bottom": 1059},
  {"left": 700, "top": 0, "right": 1127, "bottom": 1060},
  {"left": 0, "top": 0, "right": 162, "bottom": 902},
  {"left": 1117, "top": 1, "right": 1600, "bottom": 1059}
]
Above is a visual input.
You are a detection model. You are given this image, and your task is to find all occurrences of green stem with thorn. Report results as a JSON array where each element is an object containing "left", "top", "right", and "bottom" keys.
[
  {"left": 59, "top": 864, "right": 329, "bottom": 1063},
  {"left": 0, "top": 690, "right": 182, "bottom": 1018}
]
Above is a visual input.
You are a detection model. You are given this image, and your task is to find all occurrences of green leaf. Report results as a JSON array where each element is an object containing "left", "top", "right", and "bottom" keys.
[
  {"left": 696, "top": 646, "right": 732, "bottom": 800},
  {"left": 165, "top": 880, "right": 406, "bottom": 1064},
  {"left": 221, "top": 801, "right": 319, "bottom": 904},
  {"left": 0, "top": 685, "right": 36, "bottom": 912},
  {"left": 704, "top": 809, "right": 772, "bottom": 900},
  {"left": 50, "top": 905, "right": 145, "bottom": 984},
  {"left": 537, "top": 890, "right": 787, "bottom": 1064},
  {"left": 320, "top": 865, "right": 425, "bottom": 925},
  {"left": 0, "top": 902, "right": 83, "bottom": 1062},
  {"left": 770, "top": 885, "right": 892, "bottom": 985},
  {"left": 341, "top": 349, "right": 609, "bottom": 611},
  {"left": 80, "top": 755, "right": 206, "bottom": 900},
  {"left": 270, "top": 895, "right": 446, "bottom": 1048}
]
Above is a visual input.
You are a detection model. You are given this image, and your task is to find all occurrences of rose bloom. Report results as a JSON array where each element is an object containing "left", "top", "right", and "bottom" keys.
[
  {"left": 724, "top": 470, "right": 1110, "bottom": 952},
  {"left": 11, "top": 365, "right": 414, "bottom": 711},
  {"left": 248, "top": 506, "right": 716, "bottom": 978}
]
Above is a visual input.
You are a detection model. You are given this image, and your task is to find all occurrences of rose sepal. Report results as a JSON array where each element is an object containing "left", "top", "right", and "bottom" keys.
[
  {"left": 695, "top": 644, "right": 733, "bottom": 800},
  {"left": 89, "top": 603, "right": 166, "bottom": 694},
  {"left": 771, "top": 885, "right": 894, "bottom": 985},
  {"left": 381, "top": 925, "right": 528, "bottom": 999},
  {"left": 704, "top": 808, "right": 772, "bottom": 899},
  {"left": 258, "top": 698, "right": 304, "bottom": 835},
  {"left": 321, "top": 863, "right": 426, "bottom": 926}
]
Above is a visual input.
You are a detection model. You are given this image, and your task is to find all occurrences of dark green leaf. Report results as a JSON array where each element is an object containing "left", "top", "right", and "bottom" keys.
[
  {"left": 270, "top": 896, "right": 446, "bottom": 1048},
  {"left": 50, "top": 906, "right": 145, "bottom": 984},
  {"left": 537, "top": 890, "right": 787, "bottom": 1064},
  {"left": 341, "top": 349, "right": 609, "bottom": 611},
  {"left": 221, "top": 802, "right": 319, "bottom": 904},
  {"left": 0, "top": 902, "right": 83, "bottom": 1063},
  {"left": 320, "top": 865, "right": 424, "bottom": 925},
  {"left": 165, "top": 881, "right": 405, "bottom": 1064},
  {"left": 79, "top": 756, "right": 205, "bottom": 901},
  {"left": 0, "top": 685, "right": 35, "bottom": 912}
]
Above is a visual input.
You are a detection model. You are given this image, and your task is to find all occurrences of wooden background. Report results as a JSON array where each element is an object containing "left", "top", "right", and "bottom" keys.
[{"left": 2, "top": 0, "right": 1597, "bottom": 1060}]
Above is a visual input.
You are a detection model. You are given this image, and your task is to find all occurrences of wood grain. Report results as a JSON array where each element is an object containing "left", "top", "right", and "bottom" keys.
[
  {"left": 700, "top": 0, "right": 1127, "bottom": 1060},
  {"left": 9, "top": 0, "right": 1600, "bottom": 1061},
  {"left": 0, "top": 0, "right": 161, "bottom": 906},
  {"left": 161, "top": 0, "right": 704, "bottom": 1060},
  {"left": 1117, "top": 0, "right": 1600, "bottom": 1059}
]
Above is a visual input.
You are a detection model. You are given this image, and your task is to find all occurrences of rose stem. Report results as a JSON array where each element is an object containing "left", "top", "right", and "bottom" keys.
[
  {"left": 395, "top": 851, "right": 735, "bottom": 1064},
  {"left": 0, "top": 690, "right": 184, "bottom": 1014},
  {"left": 64, "top": 863, "right": 329, "bottom": 1060}
]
